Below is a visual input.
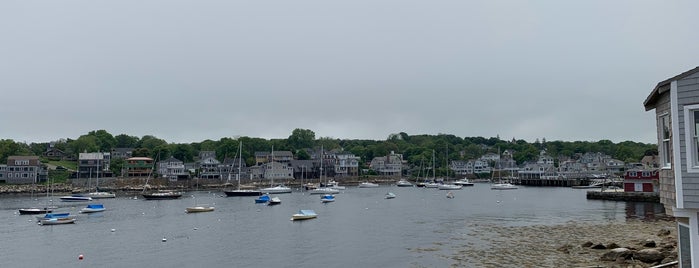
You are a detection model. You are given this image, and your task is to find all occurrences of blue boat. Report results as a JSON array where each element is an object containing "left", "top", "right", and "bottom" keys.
[
  {"left": 320, "top": 194, "right": 335, "bottom": 203},
  {"left": 35, "top": 213, "right": 75, "bottom": 222},
  {"left": 255, "top": 194, "right": 270, "bottom": 203},
  {"left": 80, "top": 204, "right": 106, "bottom": 213}
]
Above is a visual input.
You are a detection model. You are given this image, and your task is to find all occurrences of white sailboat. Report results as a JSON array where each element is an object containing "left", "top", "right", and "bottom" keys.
[
  {"left": 260, "top": 146, "right": 292, "bottom": 194},
  {"left": 309, "top": 146, "right": 340, "bottom": 195},
  {"left": 224, "top": 141, "right": 262, "bottom": 196},
  {"left": 186, "top": 178, "right": 215, "bottom": 213},
  {"left": 439, "top": 145, "right": 462, "bottom": 190},
  {"left": 85, "top": 159, "right": 116, "bottom": 199}
]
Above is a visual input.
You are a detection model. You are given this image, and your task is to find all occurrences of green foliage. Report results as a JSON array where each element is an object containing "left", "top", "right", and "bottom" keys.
[{"left": 288, "top": 128, "right": 315, "bottom": 150}]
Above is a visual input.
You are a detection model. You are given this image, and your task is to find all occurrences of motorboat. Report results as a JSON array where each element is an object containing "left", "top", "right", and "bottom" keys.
[
  {"left": 18, "top": 207, "right": 53, "bottom": 215},
  {"left": 438, "top": 184, "right": 463, "bottom": 190},
  {"left": 446, "top": 191, "right": 455, "bottom": 199},
  {"left": 308, "top": 187, "right": 340, "bottom": 195},
  {"left": 424, "top": 182, "right": 441, "bottom": 188},
  {"left": 60, "top": 195, "right": 93, "bottom": 202},
  {"left": 320, "top": 194, "right": 335, "bottom": 203},
  {"left": 358, "top": 182, "right": 379, "bottom": 188},
  {"left": 40, "top": 218, "right": 76, "bottom": 225},
  {"left": 36, "top": 213, "right": 76, "bottom": 222},
  {"left": 396, "top": 179, "right": 413, "bottom": 187},
  {"left": 142, "top": 191, "right": 183, "bottom": 200},
  {"left": 491, "top": 183, "right": 518, "bottom": 190},
  {"left": 255, "top": 194, "right": 271, "bottom": 203},
  {"left": 80, "top": 204, "right": 106, "bottom": 213},
  {"left": 224, "top": 189, "right": 263, "bottom": 196},
  {"left": 290, "top": 210, "right": 317, "bottom": 221},
  {"left": 385, "top": 192, "right": 396, "bottom": 199},
  {"left": 186, "top": 205, "right": 215, "bottom": 213},
  {"left": 259, "top": 184, "right": 292, "bottom": 194},
  {"left": 453, "top": 179, "right": 475, "bottom": 186},
  {"left": 303, "top": 183, "right": 318, "bottom": 191},
  {"left": 268, "top": 197, "right": 281, "bottom": 206},
  {"left": 84, "top": 191, "right": 116, "bottom": 199},
  {"left": 323, "top": 180, "right": 346, "bottom": 190}
]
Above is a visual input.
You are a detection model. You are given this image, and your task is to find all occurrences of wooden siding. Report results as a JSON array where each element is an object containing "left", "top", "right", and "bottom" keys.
[
  {"left": 654, "top": 91, "right": 675, "bottom": 215},
  {"left": 676, "top": 71, "right": 699, "bottom": 208}
]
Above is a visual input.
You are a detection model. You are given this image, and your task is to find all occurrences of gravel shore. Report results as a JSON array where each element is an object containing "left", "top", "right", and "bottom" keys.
[{"left": 435, "top": 217, "right": 678, "bottom": 267}]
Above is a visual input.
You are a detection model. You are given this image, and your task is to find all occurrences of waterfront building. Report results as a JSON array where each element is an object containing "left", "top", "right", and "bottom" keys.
[
  {"left": 110, "top": 148, "right": 134, "bottom": 160},
  {"left": 0, "top": 156, "right": 41, "bottom": 184},
  {"left": 157, "top": 156, "right": 188, "bottom": 181},
  {"left": 198, "top": 152, "right": 220, "bottom": 179},
  {"left": 333, "top": 152, "right": 360, "bottom": 177},
  {"left": 369, "top": 151, "right": 403, "bottom": 177},
  {"left": 623, "top": 169, "right": 659, "bottom": 193},
  {"left": 78, "top": 152, "right": 110, "bottom": 178},
  {"left": 125, "top": 157, "right": 153, "bottom": 177},
  {"left": 643, "top": 65, "right": 699, "bottom": 267}
]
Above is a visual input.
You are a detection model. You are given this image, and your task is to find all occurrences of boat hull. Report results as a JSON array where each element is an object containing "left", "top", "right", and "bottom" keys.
[
  {"left": 18, "top": 208, "right": 53, "bottom": 215},
  {"left": 142, "top": 193, "right": 182, "bottom": 200},
  {"left": 186, "top": 206, "right": 215, "bottom": 213},
  {"left": 40, "top": 218, "right": 76, "bottom": 225},
  {"left": 224, "top": 190, "right": 262, "bottom": 196}
]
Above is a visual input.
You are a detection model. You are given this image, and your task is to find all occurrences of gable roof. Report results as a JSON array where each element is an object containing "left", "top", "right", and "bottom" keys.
[{"left": 644, "top": 66, "right": 699, "bottom": 110}]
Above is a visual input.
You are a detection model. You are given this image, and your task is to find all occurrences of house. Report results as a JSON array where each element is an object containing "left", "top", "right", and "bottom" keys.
[
  {"left": 43, "top": 143, "right": 66, "bottom": 161},
  {"left": 332, "top": 152, "right": 360, "bottom": 177},
  {"left": 125, "top": 157, "right": 153, "bottom": 177},
  {"left": 111, "top": 148, "right": 134, "bottom": 160},
  {"left": 255, "top": 151, "right": 294, "bottom": 165},
  {"left": 1, "top": 156, "right": 41, "bottom": 184},
  {"left": 369, "top": 151, "right": 403, "bottom": 177},
  {"left": 263, "top": 161, "right": 294, "bottom": 180},
  {"left": 643, "top": 66, "right": 699, "bottom": 267},
  {"left": 623, "top": 169, "right": 659, "bottom": 193},
  {"left": 157, "top": 157, "right": 189, "bottom": 181},
  {"left": 78, "top": 152, "right": 110, "bottom": 179}
]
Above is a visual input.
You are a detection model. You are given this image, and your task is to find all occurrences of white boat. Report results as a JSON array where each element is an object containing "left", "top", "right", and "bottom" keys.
[
  {"left": 260, "top": 184, "right": 292, "bottom": 194},
  {"left": 396, "top": 179, "right": 413, "bottom": 187},
  {"left": 308, "top": 187, "right": 340, "bottom": 195},
  {"left": 36, "top": 213, "right": 76, "bottom": 222},
  {"left": 268, "top": 197, "right": 282, "bottom": 206},
  {"left": 84, "top": 191, "right": 116, "bottom": 199},
  {"left": 491, "top": 183, "right": 518, "bottom": 190},
  {"left": 291, "top": 209, "right": 317, "bottom": 221},
  {"left": 453, "top": 179, "right": 474, "bottom": 186},
  {"left": 446, "top": 191, "right": 455, "bottom": 199},
  {"left": 80, "top": 204, "right": 106, "bottom": 213},
  {"left": 311, "top": 146, "right": 342, "bottom": 195},
  {"left": 224, "top": 141, "right": 263, "bottom": 197},
  {"left": 385, "top": 192, "right": 396, "bottom": 199},
  {"left": 325, "top": 180, "right": 346, "bottom": 190},
  {"left": 424, "top": 182, "right": 441, "bottom": 188},
  {"left": 358, "top": 182, "right": 379, "bottom": 188},
  {"left": 60, "top": 195, "right": 93, "bottom": 202},
  {"left": 438, "top": 184, "right": 463, "bottom": 190},
  {"left": 40, "top": 218, "right": 76, "bottom": 225},
  {"left": 186, "top": 205, "right": 215, "bottom": 213}
]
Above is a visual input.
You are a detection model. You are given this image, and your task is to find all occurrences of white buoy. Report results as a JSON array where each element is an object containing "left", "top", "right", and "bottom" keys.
[
  {"left": 162, "top": 237, "right": 167, "bottom": 242},
  {"left": 111, "top": 229, "right": 116, "bottom": 232},
  {"left": 193, "top": 227, "right": 198, "bottom": 230}
]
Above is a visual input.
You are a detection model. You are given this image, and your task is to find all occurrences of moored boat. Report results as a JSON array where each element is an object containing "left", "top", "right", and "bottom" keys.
[
  {"left": 186, "top": 205, "right": 215, "bottom": 213},
  {"left": 320, "top": 194, "right": 335, "bottom": 203},
  {"left": 60, "top": 195, "right": 93, "bottom": 202},
  {"left": 396, "top": 179, "right": 413, "bottom": 187},
  {"left": 36, "top": 213, "right": 76, "bottom": 222},
  {"left": 491, "top": 183, "right": 518, "bottom": 190},
  {"left": 142, "top": 191, "right": 183, "bottom": 200},
  {"left": 385, "top": 192, "right": 396, "bottom": 199},
  {"left": 255, "top": 194, "right": 271, "bottom": 203},
  {"left": 84, "top": 191, "right": 116, "bottom": 199},
  {"left": 290, "top": 209, "right": 317, "bottom": 221},
  {"left": 308, "top": 187, "right": 340, "bottom": 195},
  {"left": 268, "top": 197, "right": 282, "bottom": 206},
  {"left": 18, "top": 207, "right": 53, "bottom": 215},
  {"left": 438, "top": 184, "right": 463, "bottom": 190},
  {"left": 259, "top": 184, "right": 292, "bottom": 194},
  {"left": 453, "top": 179, "right": 474, "bottom": 186},
  {"left": 80, "top": 204, "right": 106, "bottom": 213},
  {"left": 358, "top": 182, "right": 379, "bottom": 188},
  {"left": 40, "top": 218, "right": 76, "bottom": 225}
]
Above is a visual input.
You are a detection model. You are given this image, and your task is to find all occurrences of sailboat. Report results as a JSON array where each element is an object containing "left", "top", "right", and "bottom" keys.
[
  {"left": 85, "top": 160, "right": 116, "bottom": 199},
  {"left": 438, "top": 145, "right": 462, "bottom": 190},
  {"left": 186, "top": 178, "right": 215, "bottom": 213},
  {"left": 224, "top": 141, "right": 262, "bottom": 197},
  {"left": 424, "top": 150, "right": 441, "bottom": 188},
  {"left": 259, "top": 146, "right": 292, "bottom": 194},
  {"left": 142, "top": 153, "right": 182, "bottom": 200},
  {"left": 308, "top": 146, "right": 340, "bottom": 195},
  {"left": 18, "top": 180, "right": 54, "bottom": 215}
]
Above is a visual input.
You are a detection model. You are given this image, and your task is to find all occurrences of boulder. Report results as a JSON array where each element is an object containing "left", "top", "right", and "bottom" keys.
[
  {"left": 581, "top": 241, "right": 594, "bottom": 248},
  {"left": 591, "top": 243, "right": 607, "bottom": 249},
  {"left": 657, "top": 228, "right": 672, "bottom": 237},
  {"left": 606, "top": 242, "right": 620, "bottom": 249},
  {"left": 643, "top": 239, "right": 656, "bottom": 248},
  {"left": 634, "top": 248, "right": 665, "bottom": 263},
  {"left": 601, "top": 248, "right": 633, "bottom": 261}
]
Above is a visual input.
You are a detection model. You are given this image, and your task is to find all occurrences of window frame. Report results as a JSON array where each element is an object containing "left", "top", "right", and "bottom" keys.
[
  {"left": 660, "top": 113, "right": 672, "bottom": 169},
  {"left": 683, "top": 105, "right": 699, "bottom": 173}
]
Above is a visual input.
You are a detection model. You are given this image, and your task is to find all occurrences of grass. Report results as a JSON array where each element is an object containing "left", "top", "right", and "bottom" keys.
[{"left": 41, "top": 158, "right": 78, "bottom": 171}]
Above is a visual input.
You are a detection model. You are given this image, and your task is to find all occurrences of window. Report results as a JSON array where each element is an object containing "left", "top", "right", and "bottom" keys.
[
  {"left": 684, "top": 105, "right": 699, "bottom": 172},
  {"left": 660, "top": 114, "right": 671, "bottom": 168}
]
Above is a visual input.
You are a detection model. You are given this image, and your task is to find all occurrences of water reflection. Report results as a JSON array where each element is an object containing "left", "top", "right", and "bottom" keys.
[{"left": 625, "top": 202, "right": 665, "bottom": 220}]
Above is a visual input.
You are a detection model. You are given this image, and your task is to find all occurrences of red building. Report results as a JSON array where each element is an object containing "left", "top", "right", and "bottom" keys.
[{"left": 623, "top": 169, "right": 659, "bottom": 193}]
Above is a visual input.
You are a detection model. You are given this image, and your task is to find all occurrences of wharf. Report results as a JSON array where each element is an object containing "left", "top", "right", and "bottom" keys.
[{"left": 586, "top": 191, "right": 659, "bottom": 202}]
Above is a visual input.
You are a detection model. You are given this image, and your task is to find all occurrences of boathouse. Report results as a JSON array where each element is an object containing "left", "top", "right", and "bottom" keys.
[
  {"left": 644, "top": 65, "right": 699, "bottom": 268},
  {"left": 622, "top": 169, "right": 658, "bottom": 193}
]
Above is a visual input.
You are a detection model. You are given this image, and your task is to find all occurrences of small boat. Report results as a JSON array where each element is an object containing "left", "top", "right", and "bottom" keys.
[
  {"left": 224, "top": 189, "right": 263, "bottom": 196},
  {"left": 438, "top": 184, "right": 463, "bottom": 190},
  {"left": 255, "top": 194, "right": 271, "bottom": 203},
  {"left": 80, "top": 204, "right": 106, "bottom": 213},
  {"left": 308, "top": 187, "right": 340, "bottom": 195},
  {"left": 84, "top": 191, "right": 116, "bottom": 199},
  {"left": 59, "top": 195, "right": 93, "bottom": 202},
  {"left": 268, "top": 197, "right": 282, "bottom": 206},
  {"left": 446, "top": 191, "right": 455, "bottom": 199},
  {"left": 324, "top": 180, "right": 346, "bottom": 190},
  {"left": 320, "top": 194, "right": 335, "bottom": 203},
  {"left": 358, "top": 182, "right": 379, "bottom": 188},
  {"left": 491, "top": 183, "right": 518, "bottom": 190},
  {"left": 18, "top": 207, "right": 53, "bottom": 215},
  {"left": 40, "top": 218, "right": 76, "bottom": 225},
  {"left": 453, "top": 179, "right": 475, "bottom": 186},
  {"left": 36, "top": 213, "right": 76, "bottom": 222},
  {"left": 259, "top": 184, "right": 292, "bottom": 194},
  {"left": 185, "top": 205, "right": 215, "bottom": 213},
  {"left": 385, "top": 192, "right": 396, "bottom": 199},
  {"left": 142, "top": 191, "right": 183, "bottom": 200},
  {"left": 303, "top": 183, "right": 318, "bottom": 191},
  {"left": 290, "top": 209, "right": 317, "bottom": 221},
  {"left": 396, "top": 179, "right": 413, "bottom": 187},
  {"left": 424, "top": 182, "right": 441, "bottom": 188}
]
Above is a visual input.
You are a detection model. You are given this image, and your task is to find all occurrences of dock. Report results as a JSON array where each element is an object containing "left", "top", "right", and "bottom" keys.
[{"left": 586, "top": 191, "right": 659, "bottom": 202}]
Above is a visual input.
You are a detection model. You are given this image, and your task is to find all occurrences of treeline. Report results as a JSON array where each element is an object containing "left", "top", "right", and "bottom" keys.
[{"left": 1, "top": 129, "right": 657, "bottom": 172}]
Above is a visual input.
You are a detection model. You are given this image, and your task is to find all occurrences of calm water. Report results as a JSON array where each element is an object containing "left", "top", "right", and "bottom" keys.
[{"left": 0, "top": 184, "right": 664, "bottom": 267}]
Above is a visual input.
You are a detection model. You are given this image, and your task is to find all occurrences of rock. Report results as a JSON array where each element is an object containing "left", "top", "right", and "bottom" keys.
[
  {"left": 581, "top": 241, "right": 594, "bottom": 248},
  {"left": 643, "top": 239, "right": 656, "bottom": 248},
  {"left": 606, "top": 242, "right": 620, "bottom": 249},
  {"left": 601, "top": 248, "right": 633, "bottom": 261},
  {"left": 591, "top": 243, "right": 607, "bottom": 249},
  {"left": 557, "top": 244, "right": 572, "bottom": 253},
  {"left": 657, "top": 228, "right": 672, "bottom": 237},
  {"left": 634, "top": 248, "right": 665, "bottom": 263}
]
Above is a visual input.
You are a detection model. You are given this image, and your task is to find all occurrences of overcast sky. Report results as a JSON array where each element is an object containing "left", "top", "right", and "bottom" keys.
[{"left": 2, "top": 1, "right": 698, "bottom": 145}]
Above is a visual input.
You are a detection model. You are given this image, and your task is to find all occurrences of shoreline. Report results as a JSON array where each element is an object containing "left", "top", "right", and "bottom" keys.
[{"left": 441, "top": 218, "right": 678, "bottom": 267}]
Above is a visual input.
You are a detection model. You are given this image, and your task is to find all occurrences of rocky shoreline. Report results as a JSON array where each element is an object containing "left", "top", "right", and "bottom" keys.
[{"left": 442, "top": 218, "right": 678, "bottom": 268}]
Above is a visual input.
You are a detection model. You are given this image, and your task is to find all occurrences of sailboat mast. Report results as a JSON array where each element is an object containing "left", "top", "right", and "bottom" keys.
[{"left": 237, "top": 141, "right": 242, "bottom": 191}]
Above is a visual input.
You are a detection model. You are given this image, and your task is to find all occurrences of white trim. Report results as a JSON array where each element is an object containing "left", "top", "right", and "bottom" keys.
[
  {"left": 660, "top": 112, "right": 673, "bottom": 170},
  {"left": 672, "top": 80, "right": 685, "bottom": 208},
  {"left": 685, "top": 104, "right": 699, "bottom": 173}
]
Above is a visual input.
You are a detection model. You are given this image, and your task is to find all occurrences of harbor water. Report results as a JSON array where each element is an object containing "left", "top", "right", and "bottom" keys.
[{"left": 0, "top": 183, "right": 664, "bottom": 267}]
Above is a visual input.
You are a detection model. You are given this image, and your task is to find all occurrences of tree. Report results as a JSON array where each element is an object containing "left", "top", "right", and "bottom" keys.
[
  {"left": 115, "top": 134, "right": 139, "bottom": 148},
  {"left": 88, "top": 130, "right": 116, "bottom": 152},
  {"left": 67, "top": 135, "right": 99, "bottom": 156},
  {"left": 288, "top": 128, "right": 315, "bottom": 150}
]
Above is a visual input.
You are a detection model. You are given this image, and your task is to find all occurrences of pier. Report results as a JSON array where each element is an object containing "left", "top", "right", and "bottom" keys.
[{"left": 586, "top": 191, "right": 659, "bottom": 202}]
